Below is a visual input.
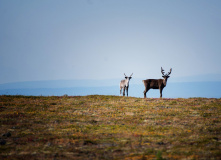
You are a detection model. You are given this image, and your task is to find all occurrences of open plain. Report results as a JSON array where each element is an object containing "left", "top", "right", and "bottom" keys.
[{"left": 0, "top": 95, "right": 220, "bottom": 159}]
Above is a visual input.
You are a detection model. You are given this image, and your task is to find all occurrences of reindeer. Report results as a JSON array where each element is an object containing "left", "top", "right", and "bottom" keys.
[
  {"left": 120, "top": 73, "right": 133, "bottom": 97},
  {"left": 143, "top": 67, "right": 172, "bottom": 98}
]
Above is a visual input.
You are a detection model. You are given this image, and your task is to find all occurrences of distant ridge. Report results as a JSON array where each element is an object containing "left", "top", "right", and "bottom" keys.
[
  {"left": 170, "top": 74, "right": 221, "bottom": 82},
  {"left": 0, "top": 79, "right": 120, "bottom": 89},
  {"left": 0, "top": 81, "right": 220, "bottom": 98},
  {"left": 0, "top": 73, "right": 221, "bottom": 89}
]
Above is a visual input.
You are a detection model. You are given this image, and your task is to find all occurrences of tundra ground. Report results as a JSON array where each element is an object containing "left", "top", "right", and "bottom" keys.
[{"left": 0, "top": 95, "right": 220, "bottom": 159}]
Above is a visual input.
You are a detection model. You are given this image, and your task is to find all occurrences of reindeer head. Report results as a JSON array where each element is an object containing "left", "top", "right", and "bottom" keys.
[
  {"left": 124, "top": 73, "right": 133, "bottom": 80},
  {"left": 161, "top": 67, "right": 172, "bottom": 79}
]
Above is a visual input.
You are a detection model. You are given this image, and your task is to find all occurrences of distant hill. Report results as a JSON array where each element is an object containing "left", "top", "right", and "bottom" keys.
[
  {"left": 169, "top": 74, "right": 221, "bottom": 82},
  {"left": 0, "top": 79, "right": 118, "bottom": 89},
  {"left": 0, "top": 74, "right": 220, "bottom": 98},
  {"left": 0, "top": 73, "right": 220, "bottom": 89},
  {"left": 0, "top": 81, "right": 220, "bottom": 98}
]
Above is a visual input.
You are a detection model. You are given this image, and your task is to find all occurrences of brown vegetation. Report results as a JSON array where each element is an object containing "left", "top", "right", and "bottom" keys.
[{"left": 0, "top": 95, "right": 220, "bottom": 159}]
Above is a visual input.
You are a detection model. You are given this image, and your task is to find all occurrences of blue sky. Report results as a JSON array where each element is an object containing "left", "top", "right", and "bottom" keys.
[{"left": 0, "top": 0, "right": 221, "bottom": 84}]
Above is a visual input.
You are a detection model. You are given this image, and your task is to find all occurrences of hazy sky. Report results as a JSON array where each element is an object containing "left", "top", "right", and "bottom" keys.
[{"left": 1, "top": 0, "right": 221, "bottom": 84}]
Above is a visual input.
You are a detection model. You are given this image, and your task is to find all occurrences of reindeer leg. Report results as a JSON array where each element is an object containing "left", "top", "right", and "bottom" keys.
[
  {"left": 126, "top": 87, "right": 128, "bottom": 97},
  {"left": 160, "top": 88, "right": 163, "bottom": 98},
  {"left": 143, "top": 90, "right": 146, "bottom": 98},
  {"left": 143, "top": 88, "right": 149, "bottom": 98},
  {"left": 123, "top": 88, "right": 125, "bottom": 96}
]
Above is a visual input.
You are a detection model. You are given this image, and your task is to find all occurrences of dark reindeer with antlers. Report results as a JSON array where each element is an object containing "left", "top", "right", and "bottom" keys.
[
  {"left": 142, "top": 67, "right": 172, "bottom": 98},
  {"left": 120, "top": 73, "right": 133, "bottom": 97}
]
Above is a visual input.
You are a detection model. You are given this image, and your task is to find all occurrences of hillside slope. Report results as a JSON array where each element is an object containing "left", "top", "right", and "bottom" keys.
[{"left": 0, "top": 95, "right": 220, "bottom": 159}]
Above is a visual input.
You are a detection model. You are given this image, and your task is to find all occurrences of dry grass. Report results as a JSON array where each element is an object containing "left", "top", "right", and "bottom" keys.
[{"left": 0, "top": 95, "right": 220, "bottom": 159}]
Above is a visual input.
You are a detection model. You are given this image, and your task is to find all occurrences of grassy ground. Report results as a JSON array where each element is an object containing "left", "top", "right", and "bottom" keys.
[{"left": 0, "top": 95, "right": 220, "bottom": 160}]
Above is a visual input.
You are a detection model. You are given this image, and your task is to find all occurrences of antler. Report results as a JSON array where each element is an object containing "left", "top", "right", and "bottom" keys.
[
  {"left": 130, "top": 73, "right": 133, "bottom": 77},
  {"left": 124, "top": 73, "right": 127, "bottom": 77},
  {"left": 161, "top": 67, "right": 165, "bottom": 76},
  {"left": 167, "top": 68, "right": 172, "bottom": 76}
]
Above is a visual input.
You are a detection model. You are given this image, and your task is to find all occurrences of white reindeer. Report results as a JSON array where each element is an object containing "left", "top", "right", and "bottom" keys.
[{"left": 120, "top": 73, "right": 133, "bottom": 97}]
